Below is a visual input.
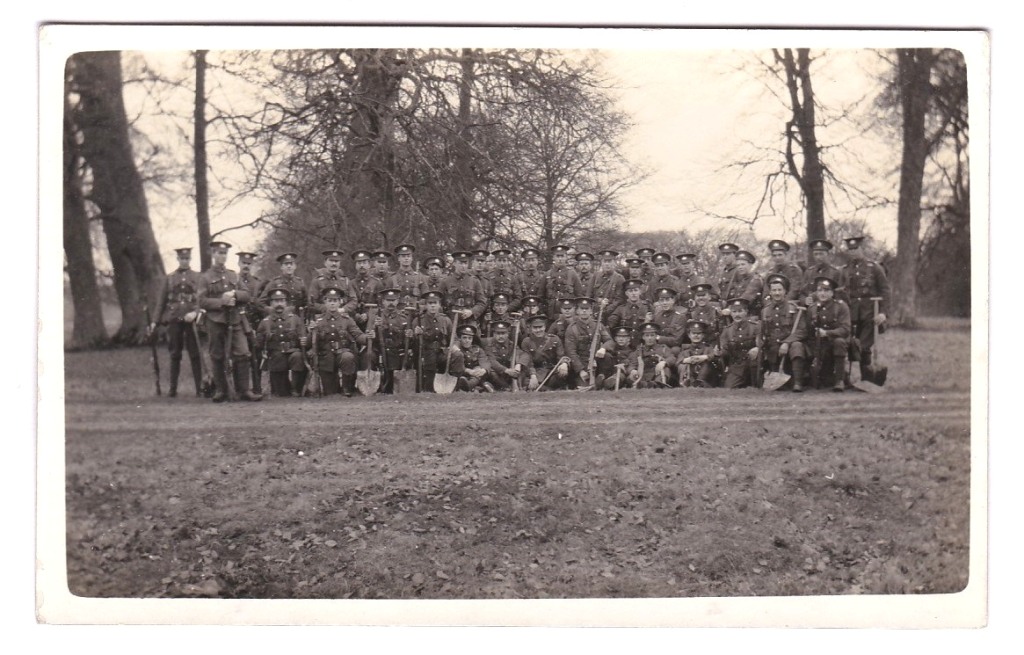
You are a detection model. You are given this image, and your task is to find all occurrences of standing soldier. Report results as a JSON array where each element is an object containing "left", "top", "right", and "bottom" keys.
[
  {"left": 516, "top": 296, "right": 544, "bottom": 345},
  {"left": 597, "top": 326, "right": 636, "bottom": 390},
  {"left": 672, "top": 253, "right": 707, "bottom": 307},
  {"left": 197, "top": 241, "right": 262, "bottom": 402},
  {"left": 760, "top": 274, "right": 810, "bottom": 392},
  {"left": 548, "top": 298, "right": 577, "bottom": 342},
  {"left": 421, "top": 256, "right": 447, "bottom": 305},
  {"left": 607, "top": 279, "right": 653, "bottom": 346},
  {"left": 387, "top": 244, "right": 427, "bottom": 312},
  {"left": 544, "top": 245, "right": 583, "bottom": 318},
  {"left": 349, "top": 250, "right": 385, "bottom": 331},
  {"left": 483, "top": 319, "right": 528, "bottom": 391},
  {"left": 259, "top": 252, "right": 308, "bottom": 319},
  {"left": 471, "top": 250, "right": 491, "bottom": 287},
  {"left": 516, "top": 248, "right": 546, "bottom": 309},
  {"left": 307, "top": 249, "right": 352, "bottom": 318},
  {"left": 520, "top": 314, "right": 569, "bottom": 391},
  {"left": 413, "top": 291, "right": 454, "bottom": 393},
  {"left": 764, "top": 240, "right": 805, "bottom": 302},
  {"left": 715, "top": 242, "right": 740, "bottom": 302},
  {"left": 651, "top": 287, "right": 689, "bottom": 347},
  {"left": 440, "top": 251, "right": 487, "bottom": 328},
  {"left": 311, "top": 286, "right": 367, "bottom": 397},
  {"left": 372, "top": 251, "right": 393, "bottom": 284},
  {"left": 255, "top": 288, "right": 308, "bottom": 397},
  {"left": 484, "top": 293, "right": 515, "bottom": 339},
  {"left": 589, "top": 250, "right": 626, "bottom": 317},
  {"left": 563, "top": 297, "right": 613, "bottom": 389},
  {"left": 718, "top": 298, "right": 761, "bottom": 389},
  {"left": 720, "top": 250, "right": 764, "bottom": 318},
  {"left": 800, "top": 239, "right": 843, "bottom": 306},
  {"left": 486, "top": 249, "right": 520, "bottom": 311},
  {"left": 677, "top": 319, "right": 721, "bottom": 388},
  {"left": 630, "top": 322, "right": 677, "bottom": 388},
  {"left": 688, "top": 281, "right": 724, "bottom": 345},
  {"left": 236, "top": 251, "right": 266, "bottom": 396},
  {"left": 448, "top": 324, "right": 492, "bottom": 392},
  {"left": 151, "top": 246, "right": 203, "bottom": 397},
  {"left": 635, "top": 247, "right": 657, "bottom": 284},
  {"left": 622, "top": 257, "right": 649, "bottom": 300},
  {"left": 807, "top": 276, "right": 852, "bottom": 392},
  {"left": 838, "top": 236, "right": 890, "bottom": 381},
  {"left": 373, "top": 288, "right": 414, "bottom": 394},
  {"left": 645, "top": 253, "right": 681, "bottom": 304},
  {"left": 574, "top": 252, "right": 596, "bottom": 297}
]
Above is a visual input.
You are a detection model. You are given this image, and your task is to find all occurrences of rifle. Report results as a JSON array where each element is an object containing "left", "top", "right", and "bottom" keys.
[
  {"left": 510, "top": 311, "right": 523, "bottom": 393},
  {"left": 810, "top": 309, "right": 823, "bottom": 389},
  {"left": 143, "top": 304, "right": 162, "bottom": 396},
  {"left": 224, "top": 304, "right": 237, "bottom": 399},
  {"left": 585, "top": 299, "right": 609, "bottom": 390},
  {"left": 305, "top": 324, "right": 322, "bottom": 397}
]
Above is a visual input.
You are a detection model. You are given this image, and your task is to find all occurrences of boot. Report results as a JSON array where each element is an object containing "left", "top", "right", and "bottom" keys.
[
  {"left": 292, "top": 371, "right": 306, "bottom": 397},
  {"left": 791, "top": 357, "right": 805, "bottom": 393},
  {"left": 833, "top": 356, "right": 847, "bottom": 392},
  {"left": 251, "top": 360, "right": 263, "bottom": 395},
  {"left": 235, "top": 359, "right": 263, "bottom": 401},
  {"left": 211, "top": 360, "right": 229, "bottom": 403},
  {"left": 168, "top": 358, "right": 181, "bottom": 398},
  {"left": 342, "top": 374, "right": 356, "bottom": 397},
  {"left": 859, "top": 350, "right": 872, "bottom": 381}
]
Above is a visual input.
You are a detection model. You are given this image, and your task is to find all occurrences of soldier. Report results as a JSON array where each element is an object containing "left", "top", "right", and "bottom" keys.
[
  {"left": 520, "top": 314, "right": 569, "bottom": 391},
  {"left": 622, "top": 257, "right": 648, "bottom": 299},
  {"left": 516, "top": 296, "right": 544, "bottom": 345},
  {"left": 544, "top": 245, "right": 583, "bottom": 318},
  {"left": 387, "top": 244, "right": 427, "bottom": 311},
  {"left": 255, "top": 288, "right": 308, "bottom": 397},
  {"left": 421, "top": 256, "right": 447, "bottom": 303},
  {"left": 236, "top": 251, "right": 266, "bottom": 396},
  {"left": 673, "top": 253, "right": 707, "bottom": 307},
  {"left": 310, "top": 286, "right": 367, "bottom": 397},
  {"left": 516, "top": 248, "right": 546, "bottom": 307},
  {"left": 548, "top": 298, "right": 577, "bottom": 341},
  {"left": 307, "top": 249, "right": 353, "bottom": 318},
  {"left": 574, "top": 252, "right": 596, "bottom": 296},
  {"left": 688, "top": 281, "right": 724, "bottom": 345},
  {"left": 372, "top": 251, "right": 393, "bottom": 283},
  {"left": 677, "top": 319, "right": 720, "bottom": 388},
  {"left": 484, "top": 293, "right": 516, "bottom": 340},
  {"left": 760, "top": 274, "right": 810, "bottom": 392},
  {"left": 440, "top": 251, "right": 487, "bottom": 328},
  {"left": 589, "top": 250, "right": 626, "bottom": 316},
  {"left": 483, "top": 319, "right": 528, "bottom": 391},
  {"left": 645, "top": 253, "right": 680, "bottom": 304},
  {"left": 800, "top": 239, "right": 844, "bottom": 306},
  {"left": 596, "top": 326, "right": 636, "bottom": 390},
  {"left": 258, "top": 252, "right": 308, "bottom": 318},
  {"left": 718, "top": 297, "right": 761, "bottom": 389},
  {"left": 470, "top": 250, "right": 490, "bottom": 284},
  {"left": 635, "top": 247, "right": 657, "bottom": 283},
  {"left": 651, "top": 287, "right": 688, "bottom": 347},
  {"left": 151, "top": 247, "right": 203, "bottom": 397},
  {"left": 349, "top": 250, "right": 385, "bottom": 330},
  {"left": 486, "top": 249, "right": 520, "bottom": 311},
  {"left": 563, "top": 297, "right": 613, "bottom": 389},
  {"left": 629, "top": 322, "right": 677, "bottom": 388},
  {"left": 413, "top": 291, "right": 454, "bottom": 393},
  {"left": 197, "top": 241, "right": 262, "bottom": 402},
  {"left": 447, "top": 324, "right": 492, "bottom": 392},
  {"left": 372, "top": 288, "right": 414, "bottom": 394},
  {"left": 607, "top": 279, "right": 653, "bottom": 345},
  {"left": 719, "top": 250, "right": 764, "bottom": 318},
  {"left": 838, "top": 236, "right": 890, "bottom": 381},
  {"left": 807, "top": 276, "right": 852, "bottom": 392},
  {"left": 715, "top": 242, "right": 740, "bottom": 302},
  {"left": 763, "top": 240, "right": 805, "bottom": 302}
]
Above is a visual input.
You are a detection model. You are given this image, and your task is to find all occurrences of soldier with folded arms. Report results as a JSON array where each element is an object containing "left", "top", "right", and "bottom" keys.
[{"left": 650, "top": 287, "right": 688, "bottom": 348}]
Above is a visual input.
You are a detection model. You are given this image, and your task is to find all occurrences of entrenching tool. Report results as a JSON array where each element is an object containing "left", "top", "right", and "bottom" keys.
[
  {"left": 860, "top": 296, "right": 889, "bottom": 388},
  {"left": 393, "top": 329, "right": 416, "bottom": 395},
  {"left": 303, "top": 324, "right": 322, "bottom": 397},
  {"left": 434, "top": 312, "right": 460, "bottom": 395},
  {"left": 583, "top": 299, "right": 608, "bottom": 391},
  {"left": 762, "top": 306, "right": 805, "bottom": 392},
  {"left": 192, "top": 311, "right": 215, "bottom": 396},
  {"left": 536, "top": 356, "right": 571, "bottom": 392},
  {"left": 357, "top": 304, "right": 382, "bottom": 396},
  {"left": 510, "top": 312, "right": 523, "bottom": 393}
]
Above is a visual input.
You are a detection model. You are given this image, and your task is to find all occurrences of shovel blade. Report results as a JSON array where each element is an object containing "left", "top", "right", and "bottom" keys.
[
  {"left": 852, "top": 379, "right": 886, "bottom": 394},
  {"left": 303, "top": 371, "right": 322, "bottom": 397},
  {"left": 434, "top": 373, "right": 459, "bottom": 395},
  {"left": 866, "top": 364, "right": 888, "bottom": 386},
  {"left": 762, "top": 371, "right": 791, "bottom": 392},
  {"left": 393, "top": 369, "right": 417, "bottom": 395},
  {"left": 356, "top": 370, "right": 381, "bottom": 396}
]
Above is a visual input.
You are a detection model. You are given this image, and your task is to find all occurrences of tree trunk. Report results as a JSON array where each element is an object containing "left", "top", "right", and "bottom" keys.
[
  {"left": 892, "top": 48, "right": 936, "bottom": 328},
  {"left": 63, "top": 92, "right": 109, "bottom": 349},
  {"left": 70, "top": 51, "right": 165, "bottom": 344},
  {"left": 454, "top": 48, "right": 477, "bottom": 249},
  {"left": 194, "top": 50, "right": 212, "bottom": 270}
]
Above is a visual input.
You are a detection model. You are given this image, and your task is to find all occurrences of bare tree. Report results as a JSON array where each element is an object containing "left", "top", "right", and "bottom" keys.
[{"left": 194, "top": 50, "right": 212, "bottom": 269}]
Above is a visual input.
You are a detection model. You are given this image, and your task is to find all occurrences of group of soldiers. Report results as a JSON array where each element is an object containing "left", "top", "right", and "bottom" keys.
[{"left": 150, "top": 236, "right": 890, "bottom": 400}]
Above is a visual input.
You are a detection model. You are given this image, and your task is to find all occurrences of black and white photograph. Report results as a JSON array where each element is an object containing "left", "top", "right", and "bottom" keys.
[{"left": 36, "top": 24, "right": 989, "bottom": 630}]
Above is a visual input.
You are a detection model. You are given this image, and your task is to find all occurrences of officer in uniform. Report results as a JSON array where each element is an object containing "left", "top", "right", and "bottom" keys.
[
  {"left": 197, "top": 241, "right": 262, "bottom": 402},
  {"left": 760, "top": 273, "right": 810, "bottom": 392},
  {"left": 516, "top": 248, "right": 546, "bottom": 308},
  {"left": 589, "top": 250, "right": 625, "bottom": 317},
  {"left": 718, "top": 297, "right": 761, "bottom": 389},
  {"left": 563, "top": 297, "right": 613, "bottom": 388},
  {"left": 448, "top": 324, "right": 492, "bottom": 392},
  {"left": 349, "top": 250, "right": 386, "bottom": 331},
  {"left": 838, "top": 236, "right": 890, "bottom": 381},
  {"left": 715, "top": 242, "right": 740, "bottom": 302},
  {"left": 644, "top": 252, "right": 680, "bottom": 304},
  {"left": 235, "top": 251, "right": 266, "bottom": 395},
  {"left": 651, "top": 287, "right": 688, "bottom": 347},
  {"left": 799, "top": 239, "right": 844, "bottom": 306},
  {"left": 413, "top": 291, "right": 454, "bottom": 393},
  {"left": 372, "top": 288, "right": 415, "bottom": 394},
  {"left": 255, "top": 288, "right": 308, "bottom": 397},
  {"left": 485, "top": 249, "right": 520, "bottom": 312},
  {"left": 151, "top": 247, "right": 203, "bottom": 397},
  {"left": 440, "top": 251, "right": 487, "bottom": 328},
  {"left": 630, "top": 322, "right": 677, "bottom": 388},
  {"left": 688, "top": 281, "right": 724, "bottom": 345},
  {"left": 808, "top": 276, "right": 852, "bottom": 391},
  {"left": 544, "top": 245, "right": 583, "bottom": 318},
  {"left": 607, "top": 279, "right": 653, "bottom": 345},
  {"left": 483, "top": 319, "right": 528, "bottom": 391},
  {"left": 311, "top": 286, "right": 367, "bottom": 397},
  {"left": 386, "top": 244, "right": 427, "bottom": 312},
  {"left": 597, "top": 326, "right": 636, "bottom": 390},
  {"left": 677, "top": 319, "right": 720, "bottom": 388},
  {"left": 719, "top": 250, "right": 764, "bottom": 318},
  {"left": 520, "top": 314, "right": 568, "bottom": 391},
  {"left": 764, "top": 240, "right": 805, "bottom": 302},
  {"left": 259, "top": 252, "right": 308, "bottom": 319}
]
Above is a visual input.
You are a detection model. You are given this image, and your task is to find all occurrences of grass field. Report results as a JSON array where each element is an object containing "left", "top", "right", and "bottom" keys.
[{"left": 62, "top": 320, "right": 972, "bottom": 602}]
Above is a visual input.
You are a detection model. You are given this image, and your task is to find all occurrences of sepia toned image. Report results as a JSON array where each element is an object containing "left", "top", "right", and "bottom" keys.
[{"left": 38, "top": 25, "right": 987, "bottom": 627}]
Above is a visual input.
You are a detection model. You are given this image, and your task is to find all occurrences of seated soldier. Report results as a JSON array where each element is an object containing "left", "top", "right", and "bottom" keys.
[
  {"left": 761, "top": 274, "right": 810, "bottom": 392},
  {"left": 520, "top": 314, "right": 569, "bottom": 391},
  {"left": 629, "top": 322, "right": 677, "bottom": 388},
  {"left": 677, "top": 319, "right": 720, "bottom": 388},
  {"left": 807, "top": 276, "right": 852, "bottom": 392},
  {"left": 563, "top": 297, "right": 613, "bottom": 389},
  {"left": 255, "top": 288, "right": 308, "bottom": 397},
  {"left": 651, "top": 287, "right": 688, "bottom": 347},
  {"left": 373, "top": 288, "right": 414, "bottom": 394},
  {"left": 311, "top": 286, "right": 367, "bottom": 397},
  {"left": 413, "top": 291, "right": 453, "bottom": 393},
  {"left": 719, "top": 297, "right": 761, "bottom": 389},
  {"left": 596, "top": 326, "right": 636, "bottom": 390},
  {"left": 448, "top": 324, "right": 492, "bottom": 392},
  {"left": 484, "top": 320, "right": 529, "bottom": 391}
]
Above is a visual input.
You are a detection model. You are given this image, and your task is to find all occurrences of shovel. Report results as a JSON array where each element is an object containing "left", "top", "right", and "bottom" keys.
[
  {"left": 434, "top": 312, "right": 461, "bottom": 395},
  {"left": 851, "top": 357, "right": 885, "bottom": 394},
  {"left": 864, "top": 296, "right": 889, "bottom": 386},
  {"left": 393, "top": 329, "right": 417, "bottom": 395},
  {"left": 762, "top": 306, "right": 804, "bottom": 392},
  {"left": 356, "top": 304, "right": 382, "bottom": 396}
]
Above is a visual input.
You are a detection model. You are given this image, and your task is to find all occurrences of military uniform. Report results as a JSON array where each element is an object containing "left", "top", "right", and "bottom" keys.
[
  {"left": 349, "top": 272, "right": 385, "bottom": 328},
  {"left": 588, "top": 267, "right": 626, "bottom": 317},
  {"left": 388, "top": 268, "right": 427, "bottom": 311},
  {"left": 807, "top": 278, "right": 852, "bottom": 391},
  {"left": 760, "top": 291, "right": 809, "bottom": 391},
  {"left": 629, "top": 340, "right": 677, "bottom": 388},
  {"left": 308, "top": 268, "right": 355, "bottom": 317},
  {"left": 449, "top": 326, "right": 491, "bottom": 392},
  {"left": 563, "top": 307, "right": 613, "bottom": 386},
  {"left": 516, "top": 252, "right": 547, "bottom": 310},
  {"left": 719, "top": 299, "right": 761, "bottom": 389},
  {"left": 677, "top": 337, "right": 720, "bottom": 388},
  {"left": 311, "top": 304, "right": 367, "bottom": 396},
  {"left": 236, "top": 258, "right": 266, "bottom": 395},
  {"left": 374, "top": 293, "right": 414, "bottom": 393},
  {"left": 440, "top": 268, "right": 487, "bottom": 327},
  {"left": 838, "top": 238, "right": 890, "bottom": 377},
  {"left": 651, "top": 286, "right": 689, "bottom": 348},
  {"left": 520, "top": 325, "right": 568, "bottom": 391},
  {"left": 256, "top": 290, "right": 308, "bottom": 397},
  {"left": 415, "top": 305, "right": 454, "bottom": 393},
  {"left": 607, "top": 293, "right": 652, "bottom": 345},
  {"left": 595, "top": 329, "right": 635, "bottom": 390},
  {"left": 154, "top": 254, "right": 203, "bottom": 397},
  {"left": 544, "top": 248, "right": 583, "bottom": 318},
  {"left": 260, "top": 273, "right": 308, "bottom": 317},
  {"left": 483, "top": 322, "right": 529, "bottom": 391}
]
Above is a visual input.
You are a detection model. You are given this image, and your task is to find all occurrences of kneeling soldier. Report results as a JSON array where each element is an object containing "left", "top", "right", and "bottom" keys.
[
  {"left": 449, "top": 324, "right": 492, "bottom": 392},
  {"left": 413, "top": 291, "right": 454, "bottom": 393},
  {"left": 597, "top": 326, "right": 636, "bottom": 390},
  {"left": 373, "top": 288, "right": 414, "bottom": 394},
  {"left": 677, "top": 319, "right": 720, "bottom": 387},
  {"left": 521, "top": 314, "right": 569, "bottom": 391},
  {"left": 484, "top": 320, "right": 528, "bottom": 391},
  {"left": 564, "top": 297, "right": 613, "bottom": 389},
  {"left": 808, "top": 276, "right": 852, "bottom": 392},
  {"left": 630, "top": 322, "right": 677, "bottom": 388},
  {"left": 312, "top": 286, "right": 367, "bottom": 396},
  {"left": 256, "top": 288, "right": 308, "bottom": 397},
  {"left": 761, "top": 274, "right": 810, "bottom": 392},
  {"left": 719, "top": 298, "right": 761, "bottom": 389}
]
